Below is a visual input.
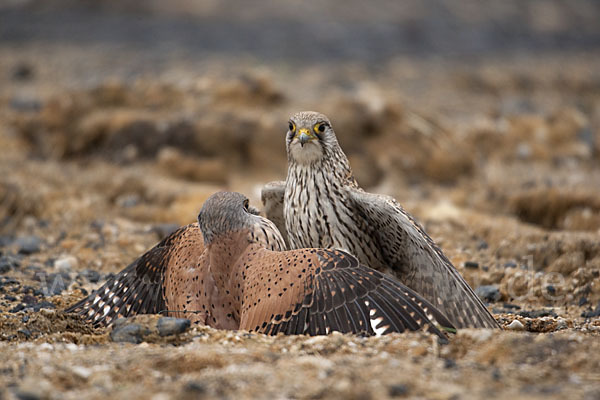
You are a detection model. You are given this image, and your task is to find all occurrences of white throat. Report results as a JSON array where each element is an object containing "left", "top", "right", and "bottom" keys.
[{"left": 288, "top": 141, "right": 324, "bottom": 166}]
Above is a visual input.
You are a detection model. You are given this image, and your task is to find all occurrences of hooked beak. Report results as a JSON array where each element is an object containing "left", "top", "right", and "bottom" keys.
[{"left": 296, "top": 128, "right": 315, "bottom": 146}]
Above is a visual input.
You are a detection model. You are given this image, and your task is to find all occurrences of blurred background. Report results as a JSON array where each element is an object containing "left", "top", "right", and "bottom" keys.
[{"left": 0, "top": 0, "right": 599, "bottom": 316}]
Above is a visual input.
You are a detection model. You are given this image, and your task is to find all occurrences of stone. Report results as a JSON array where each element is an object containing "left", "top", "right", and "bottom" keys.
[
  {"left": 388, "top": 384, "right": 410, "bottom": 397},
  {"left": 183, "top": 381, "right": 207, "bottom": 394},
  {"left": 506, "top": 320, "right": 525, "bottom": 331},
  {"left": 15, "top": 236, "right": 43, "bottom": 255},
  {"left": 475, "top": 285, "right": 501, "bottom": 303},
  {"left": 518, "top": 309, "right": 557, "bottom": 318},
  {"left": 0, "top": 255, "right": 21, "bottom": 274},
  {"left": 464, "top": 261, "right": 479, "bottom": 269},
  {"left": 30, "top": 301, "right": 56, "bottom": 312},
  {"left": 110, "top": 322, "right": 151, "bottom": 344},
  {"left": 581, "top": 301, "right": 600, "bottom": 318},
  {"left": 157, "top": 317, "right": 191, "bottom": 336},
  {"left": 54, "top": 256, "right": 78, "bottom": 272}
]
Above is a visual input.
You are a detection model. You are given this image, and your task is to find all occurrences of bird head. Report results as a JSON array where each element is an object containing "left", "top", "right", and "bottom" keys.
[
  {"left": 286, "top": 111, "right": 340, "bottom": 165},
  {"left": 197, "top": 191, "right": 260, "bottom": 245}
]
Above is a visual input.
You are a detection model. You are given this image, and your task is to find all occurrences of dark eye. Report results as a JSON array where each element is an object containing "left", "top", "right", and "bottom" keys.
[
  {"left": 314, "top": 123, "right": 326, "bottom": 134},
  {"left": 243, "top": 199, "right": 249, "bottom": 211},
  {"left": 288, "top": 122, "right": 295, "bottom": 132}
]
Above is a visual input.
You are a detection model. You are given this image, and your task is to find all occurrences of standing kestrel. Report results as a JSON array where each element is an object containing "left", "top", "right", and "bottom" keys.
[
  {"left": 261, "top": 111, "right": 499, "bottom": 329},
  {"left": 67, "top": 192, "right": 454, "bottom": 338}
]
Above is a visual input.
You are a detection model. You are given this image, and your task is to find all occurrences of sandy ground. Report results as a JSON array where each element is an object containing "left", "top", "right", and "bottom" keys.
[{"left": 1, "top": 1, "right": 600, "bottom": 399}]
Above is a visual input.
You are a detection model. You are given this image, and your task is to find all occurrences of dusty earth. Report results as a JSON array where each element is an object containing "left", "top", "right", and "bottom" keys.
[{"left": 1, "top": 1, "right": 600, "bottom": 399}]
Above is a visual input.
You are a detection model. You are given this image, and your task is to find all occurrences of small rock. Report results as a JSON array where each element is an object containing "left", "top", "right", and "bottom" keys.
[
  {"left": 0, "top": 254, "right": 21, "bottom": 274},
  {"left": 183, "top": 381, "right": 207, "bottom": 394},
  {"left": 31, "top": 301, "right": 56, "bottom": 312},
  {"left": 556, "top": 317, "right": 568, "bottom": 330},
  {"left": 15, "top": 390, "right": 41, "bottom": 400},
  {"left": 110, "top": 320, "right": 151, "bottom": 344},
  {"left": 444, "top": 359, "right": 457, "bottom": 369},
  {"left": 21, "top": 295, "right": 37, "bottom": 305},
  {"left": 11, "top": 62, "right": 35, "bottom": 81},
  {"left": 581, "top": 301, "right": 600, "bottom": 318},
  {"left": 0, "top": 235, "right": 14, "bottom": 247},
  {"left": 506, "top": 320, "right": 525, "bottom": 331},
  {"left": 157, "top": 317, "right": 191, "bottom": 336},
  {"left": 116, "top": 194, "right": 140, "bottom": 208},
  {"left": 492, "top": 368, "right": 502, "bottom": 381},
  {"left": 503, "top": 261, "right": 517, "bottom": 268},
  {"left": 17, "top": 328, "right": 32, "bottom": 339},
  {"left": 464, "top": 261, "right": 479, "bottom": 269},
  {"left": 10, "top": 95, "right": 42, "bottom": 112},
  {"left": 477, "top": 240, "right": 489, "bottom": 250},
  {"left": 475, "top": 285, "right": 501, "bottom": 303},
  {"left": 71, "top": 366, "right": 92, "bottom": 380},
  {"left": 54, "top": 256, "right": 78, "bottom": 272},
  {"left": 9, "top": 304, "right": 25, "bottom": 313},
  {"left": 578, "top": 297, "right": 589, "bottom": 306},
  {"left": 15, "top": 236, "right": 42, "bottom": 255},
  {"left": 79, "top": 269, "right": 101, "bottom": 283},
  {"left": 518, "top": 309, "right": 557, "bottom": 318},
  {"left": 388, "top": 383, "right": 410, "bottom": 397}
]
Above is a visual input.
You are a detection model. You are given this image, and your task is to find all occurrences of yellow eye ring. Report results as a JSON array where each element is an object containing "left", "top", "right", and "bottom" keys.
[
  {"left": 288, "top": 121, "right": 296, "bottom": 132},
  {"left": 314, "top": 123, "right": 326, "bottom": 134}
]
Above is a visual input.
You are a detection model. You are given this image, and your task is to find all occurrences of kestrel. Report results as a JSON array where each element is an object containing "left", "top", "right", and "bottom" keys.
[
  {"left": 67, "top": 192, "right": 454, "bottom": 338},
  {"left": 262, "top": 111, "right": 499, "bottom": 329}
]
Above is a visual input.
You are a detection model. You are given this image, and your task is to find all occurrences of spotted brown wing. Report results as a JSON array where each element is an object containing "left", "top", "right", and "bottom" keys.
[
  {"left": 239, "top": 248, "right": 454, "bottom": 339},
  {"left": 64, "top": 224, "right": 198, "bottom": 327}
]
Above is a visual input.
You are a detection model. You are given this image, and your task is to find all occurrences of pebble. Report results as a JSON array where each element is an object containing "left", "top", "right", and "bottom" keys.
[
  {"left": 71, "top": 366, "right": 92, "bottom": 380},
  {"left": 581, "top": 301, "right": 600, "bottom": 318},
  {"left": 157, "top": 317, "right": 191, "bottom": 336},
  {"left": 518, "top": 309, "right": 557, "bottom": 318},
  {"left": 15, "top": 236, "right": 43, "bottom": 255},
  {"left": 17, "top": 328, "right": 32, "bottom": 339},
  {"left": 0, "top": 235, "right": 14, "bottom": 247},
  {"left": 464, "top": 261, "right": 479, "bottom": 269},
  {"left": 15, "top": 390, "right": 41, "bottom": 400},
  {"left": 29, "top": 301, "right": 56, "bottom": 312},
  {"left": 183, "top": 381, "right": 207, "bottom": 394},
  {"left": 0, "top": 254, "right": 21, "bottom": 274},
  {"left": 388, "top": 383, "right": 410, "bottom": 397},
  {"left": 475, "top": 285, "right": 501, "bottom": 303},
  {"left": 54, "top": 256, "right": 78, "bottom": 272},
  {"left": 507, "top": 320, "right": 525, "bottom": 331},
  {"left": 110, "top": 321, "right": 151, "bottom": 344},
  {"left": 11, "top": 62, "right": 35, "bottom": 81}
]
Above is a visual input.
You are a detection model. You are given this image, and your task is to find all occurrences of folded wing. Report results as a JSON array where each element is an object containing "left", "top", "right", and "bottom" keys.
[{"left": 344, "top": 188, "right": 498, "bottom": 328}]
